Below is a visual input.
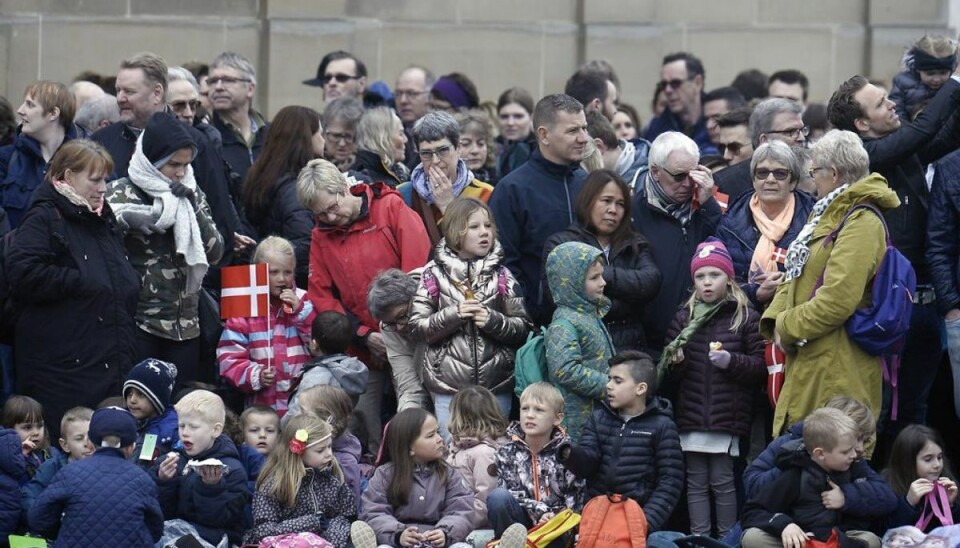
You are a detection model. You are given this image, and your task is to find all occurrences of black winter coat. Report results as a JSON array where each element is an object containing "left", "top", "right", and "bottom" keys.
[
  {"left": 665, "top": 300, "right": 766, "bottom": 437},
  {"left": 927, "top": 149, "right": 960, "bottom": 314},
  {"left": 563, "top": 397, "right": 684, "bottom": 532},
  {"left": 210, "top": 111, "right": 267, "bottom": 186},
  {"left": 8, "top": 182, "right": 141, "bottom": 439},
  {"left": 712, "top": 161, "right": 754, "bottom": 205},
  {"left": 631, "top": 177, "right": 722, "bottom": 350},
  {"left": 246, "top": 173, "right": 314, "bottom": 289},
  {"left": 542, "top": 223, "right": 662, "bottom": 351}
]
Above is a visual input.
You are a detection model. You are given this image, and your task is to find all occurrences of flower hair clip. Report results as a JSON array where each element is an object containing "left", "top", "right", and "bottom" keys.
[{"left": 289, "top": 429, "right": 309, "bottom": 455}]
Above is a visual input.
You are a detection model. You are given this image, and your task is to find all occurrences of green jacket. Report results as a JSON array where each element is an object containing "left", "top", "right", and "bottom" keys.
[
  {"left": 544, "top": 242, "right": 615, "bottom": 441},
  {"left": 760, "top": 173, "right": 900, "bottom": 441}
]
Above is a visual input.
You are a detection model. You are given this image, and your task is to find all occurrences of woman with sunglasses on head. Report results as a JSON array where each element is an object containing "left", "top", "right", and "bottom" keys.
[{"left": 715, "top": 141, "right": 814, "bottom": 308}]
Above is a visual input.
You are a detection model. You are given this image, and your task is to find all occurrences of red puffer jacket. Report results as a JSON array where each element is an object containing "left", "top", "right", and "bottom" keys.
[{"left": 665, "top": 300, "right": 766, "bottom": 437}]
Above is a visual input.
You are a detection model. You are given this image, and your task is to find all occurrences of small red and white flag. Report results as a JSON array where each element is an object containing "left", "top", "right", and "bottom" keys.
[
  {"left": 764, "top": 341, "right": 786, "bottom": 409},
  {"left": 221, "top": 264, "right": 270, "bottom": 319},
  {"left": 770, "top": 247, "right": 788, "bottom": 265}
]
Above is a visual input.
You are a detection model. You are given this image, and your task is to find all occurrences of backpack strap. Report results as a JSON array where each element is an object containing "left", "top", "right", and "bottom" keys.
[
  {"left": 811, "top": 203, "right": 888, "bottom": 297},
  {"left": 621, "top": 497, "right": 648, "bottom": 548},
  {"left": 577, "top": 496, "right": 612, "bottom": 548}
]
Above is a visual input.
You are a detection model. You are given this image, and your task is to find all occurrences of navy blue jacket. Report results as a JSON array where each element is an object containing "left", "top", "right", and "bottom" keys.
[
  {"left": 245, "top": 172, "right": 314, "bottom": 289},
  {"left": 21, "top": 451, "right": 68, "bottom": 515},
  {"left": 0, "top": 428, "right": 26, "bottom": 540},
  {"left": 744, "top": 421, "right": 897, "bottom": 520},
  {"left": 563, "top": 397, "right": 684, "bottom": 532},
  {"left": 712, "top": 161, "right": 755, "bottom": 205},
  {"left": 885, "top": 491, "right": 960, "bottom": 532},
  {"left": 715, "top": 190, "right": 814, "bottom": 308},
  {"left": 630, "top": 175, "right": 722, "bottom": 350},
  {"left": 8, "top": 181, "right": 141, "bottom": 439},
  {"left": 155, "top": 434, "right": 249, "bottom": 546},
  {"left": 489, "top": 149, "right": 586, "bottom": 324},
  {"left": 29, "top": 447, "right": 163, "bottom": 548},
  {"left": 643, "top": 108, "right": 717, "bottom": 156},
  {"left": 927, "top": 149, "right": 960, "bottom": 314},
  {"left": 133, "top": 407, "right": 179, "bottom": 468},
  {"left": 0, "top": 125, "right": 80, "bottom": 229}
]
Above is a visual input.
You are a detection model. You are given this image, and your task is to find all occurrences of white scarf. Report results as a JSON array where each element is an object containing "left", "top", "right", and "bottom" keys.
[
  {"left": 115, "top": 132, "right": 209, "bottom": 294},
  {"left": 783, "top": 183, "right": 850, "bottom": 282}
]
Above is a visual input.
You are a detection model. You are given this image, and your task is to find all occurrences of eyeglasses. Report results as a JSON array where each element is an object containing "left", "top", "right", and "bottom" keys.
[
  {"left": 208, "top": 76, "right": 251, "bottom": 86},
  {"left": 170, "top": 100, "right": 200, "bottom": 112},
  {"left": 324, "top": 130, "right": 355, "bottom": 144},
  {"left": 754, "top": 168, "right": 792, "bottom": 181},
  {"left": 660, "top": 77, "right": 693, "bottom": 90},
  {"left": 766, "top": 126, "right": 810, "bottom": 139},
  {"left": 660, "top": 166, "right": 691, "bottom": 183},
  {"left": 313, "top": 192, "right": 342, "bottom": 219},
  {"left": 321, "top": 73, "right": 359, "bottom": 85},
  {"left": 808, "top": 166, "right": 832, "bottom": 178},
  {"left": 418, "top": 145, "right": 453, "bottom": 162},
  {"left": 395, "top": 89, "right": 428, "bottom": 99},
  {"left": 717, "top": 141, "right": 747, "bottom": 156},
  {"left": 380, "top": 311, "right": 410, "bottom": 332}
]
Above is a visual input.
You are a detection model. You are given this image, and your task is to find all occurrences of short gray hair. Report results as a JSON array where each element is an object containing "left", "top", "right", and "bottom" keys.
[
  {"left": 367, "top": 268, "right": 418, "bottom": 319},
  {"left": 648, "top": 131, "right": 699, "bottom": 168},
  {"left": 210, "top": 51, "right": 256, "bottom": 85},
  {"left": 296, "top": 158, "right": 348, "bottom": 211},
  {"left": 322, "top": 97, "right": 364, "bottom": 130},
  {"left": 749, "top": 97, "right": 804, "bottom": 148},
  {"left": 750, "top": 141, "right": 803, "bottom": 184},
  {"left": 74, "top": 95, "right": 120, "bottom": 134},
  {"left": 167, "top": 66, "right": 199, "bottom": 93},
  {"left": 810, "top": 129, "right": 870, "bottom": 187},
  {"left": 412, "top": 110, "right": 459, "bottom": 148},
  {"left": 356, "top": 107, "right": 402, "bottom": 163}
]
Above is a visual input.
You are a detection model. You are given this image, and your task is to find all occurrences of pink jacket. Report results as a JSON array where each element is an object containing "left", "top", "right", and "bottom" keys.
[
  {"left": 217, "top": 290, "right": 315, "bottom": 416},
  {"left": 447, "top": 435, "right": 509, "bottom": 528}
]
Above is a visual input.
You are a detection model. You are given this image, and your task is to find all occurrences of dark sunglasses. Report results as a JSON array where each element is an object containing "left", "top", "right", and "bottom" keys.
[
  {"left": 170, "top": 100, "right": 200, "bottom": 111},
  {"left": 660, "top": 166, "right": 691, "bottom": 183},
  {"left": 717, "top": 141, "right": 747, "bottom": 156},
  {"left": 660, "top": 77, "right": 692, "bottom": 90},
  {"left": 322, "top": 73, "right": 359, "bottom": 85},
  {"left": 753, "top": 168, "right": 792, "bottom": 181}
]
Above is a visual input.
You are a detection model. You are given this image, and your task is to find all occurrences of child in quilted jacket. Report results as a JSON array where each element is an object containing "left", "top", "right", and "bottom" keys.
[
  {"left": 21, "top": 407, "right": 94, "bottom": 514},
  {"left": 2, "top": 395, "right": 52, "bottom": 480},
  {"left": 244, "top": 414, "right": 356, "bottom": 547},
  {"left": 446, "top": 385, "right": 510, "bottom": 528},
  {"left": 661, "top": 240, "right": 765, "bottom": 538},
  {"left": 218, "top": 236, "right": 315, "bottom": 416},
  {"left": 889, "top": 34, "right": 958, "bottom": 121},
  {"left": 0, "top": 427, "right": 27, "bottom": 541}
]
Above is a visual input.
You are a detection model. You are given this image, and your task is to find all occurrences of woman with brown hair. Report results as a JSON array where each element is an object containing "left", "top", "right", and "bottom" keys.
[
  {"left": 541, "top": 169, "right": 661, "bottom": 351},
  {"left": 242, "top": 105, "right": 325, "bottom": 288}
]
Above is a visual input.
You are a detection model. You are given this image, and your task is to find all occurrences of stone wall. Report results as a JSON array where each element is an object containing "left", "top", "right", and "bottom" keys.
[{"left": 0, "top": 0, "right": 953, "bottom": 119}]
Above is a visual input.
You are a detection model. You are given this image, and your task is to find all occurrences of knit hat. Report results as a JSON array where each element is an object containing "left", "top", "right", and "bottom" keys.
[
  {"left": 690, "top": 240, "right": 735, "bottom": 280},
  {"left": 123, "top": 358, "right": 178, "bottom": 415},
  {"left": 141, "top": 111, "right": 197, "bottom": 168},
  {"left": 89, "top": 407, "right": 138, "bottom": 447}
]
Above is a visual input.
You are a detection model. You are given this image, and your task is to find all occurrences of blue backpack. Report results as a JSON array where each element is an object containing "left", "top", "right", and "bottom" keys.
[{"left": 812, "top": 203, "right": 916, "bottom": 419}]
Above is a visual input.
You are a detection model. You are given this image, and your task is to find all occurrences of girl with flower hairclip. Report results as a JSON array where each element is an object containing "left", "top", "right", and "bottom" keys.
[{"left": 243, "top": 415, "right": 356, "bottom": 547}]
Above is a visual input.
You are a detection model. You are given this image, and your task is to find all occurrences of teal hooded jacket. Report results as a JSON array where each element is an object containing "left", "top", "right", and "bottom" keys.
[{"left": 544, "top": 242, "right": 615, "bottom": 441}]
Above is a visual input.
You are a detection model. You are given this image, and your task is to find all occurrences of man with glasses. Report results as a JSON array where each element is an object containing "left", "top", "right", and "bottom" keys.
[
  {"left": 322, "top": 97, "right": 364, "bottom": 172},
  {"left": 714, "top": 98, "right": 806, "bottom": 202},
  {"left": 829, "top": 71, "right": 960, "bottom": 460},
  {"left": 631, "top": 131, "right": 721, "bottom": 350},
  {"left": 167, "top": 66, "right": 221, "bottom": 148},
  {"left": 716, "top": 107, "right": 754, "bottom": 169},
  {"left": 703, "top": 86, "right": 746, "bottom": 146},
  {"left": 644, "top": 52, "right": 716, "bottom": 155},
  {"left": 395, "top": 65, "right": 436, "bottom": 168},
  {"left": 208, "top": 51, "right": 268, "bottom": 185},
  {"left": 303, "top": 50, "right": 367, "bottom": 107}
]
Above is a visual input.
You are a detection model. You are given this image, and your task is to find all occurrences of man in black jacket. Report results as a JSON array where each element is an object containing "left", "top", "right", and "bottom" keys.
[
  {"left": 828, "top": 70, "right": 960, "bottom": 456},
  {"left": 208, "top": 51, "right": 268, "bottom": 187}
]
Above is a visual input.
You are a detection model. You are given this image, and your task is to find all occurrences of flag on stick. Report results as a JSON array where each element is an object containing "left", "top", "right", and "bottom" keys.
[{"left": 221, "top": 264, "right": 270, "bottom": 319}]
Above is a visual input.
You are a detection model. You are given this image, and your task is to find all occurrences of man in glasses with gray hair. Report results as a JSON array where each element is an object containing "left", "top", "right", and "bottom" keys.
[{"left": 644, "top": 52, "right": 715, "bottom": 155}]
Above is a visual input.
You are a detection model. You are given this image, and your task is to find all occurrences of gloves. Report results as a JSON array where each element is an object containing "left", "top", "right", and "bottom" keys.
[
  {"left": 119, "top": 209, "right": 161, "bottom": 234},
  {"left": 169, "top": 181, "right": 196, "bottom": 207},
  {"left": 708, "top": 350, "right": 731, "bottom": 369}
]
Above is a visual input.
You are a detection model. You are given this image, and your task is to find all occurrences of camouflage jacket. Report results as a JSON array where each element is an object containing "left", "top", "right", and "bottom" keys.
[
  {"left": 106, "top": 178, "right": 224, "bottom": 340},
  {"left": 493, "top": 422, "right": 584, "bottom": 522}
]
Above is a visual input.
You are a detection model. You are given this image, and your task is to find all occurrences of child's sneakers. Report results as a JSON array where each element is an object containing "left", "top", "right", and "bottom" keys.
[
  {"left": 350, "top": 520, "right": 378, "bottom": 548},
  {"left": 499, "top": 523, "right": 528, "bottom": 548}
]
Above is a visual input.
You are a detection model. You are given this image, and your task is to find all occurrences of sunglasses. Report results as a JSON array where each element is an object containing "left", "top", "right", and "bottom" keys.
[
  {"left": 170, "top": 100, "right": 200, "bottom": 111},
  {"left": 754, "top": 168, "right": 792, "bottom": 181},
  {"left": 660, "top": 77, "right": 693, "bottom": 90},
  {"left": 717, "top": 141, "right": 747, "bottom": 156},
  {"left": 660, "top": 166, "right": 691, "bottom": 183},
  {"left": 322, "top": 73, "right": 359, "bottom": 85}
]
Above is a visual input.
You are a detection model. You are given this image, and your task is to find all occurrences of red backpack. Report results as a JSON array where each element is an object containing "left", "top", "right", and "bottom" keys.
[{"left": 577, "top": 494, "right": 648, "bottom": 548}]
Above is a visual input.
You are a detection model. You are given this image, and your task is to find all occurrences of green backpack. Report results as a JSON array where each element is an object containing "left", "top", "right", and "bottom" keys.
[{"left": 514, "top": 318, "right": 574, "bottom": 398}]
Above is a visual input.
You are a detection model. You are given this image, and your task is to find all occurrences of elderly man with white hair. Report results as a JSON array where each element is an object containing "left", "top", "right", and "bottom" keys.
[{"left": 631, "top": 131, "right": 722, "bottom": 349}]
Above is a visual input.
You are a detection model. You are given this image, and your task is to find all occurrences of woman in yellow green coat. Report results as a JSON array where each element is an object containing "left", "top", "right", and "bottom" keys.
[{"left": 759, "top": 129, "right": 900, "bottom": 442}]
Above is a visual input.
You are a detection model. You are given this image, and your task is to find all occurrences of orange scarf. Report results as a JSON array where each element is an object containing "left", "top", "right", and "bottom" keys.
[{"left": 748, "top": 193, "right": 794, "bottom": 281}]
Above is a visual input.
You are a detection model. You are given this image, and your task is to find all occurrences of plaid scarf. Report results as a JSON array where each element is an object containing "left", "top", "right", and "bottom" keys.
[{"left": 783, "top": 183, "right": 850, "bottom": 282}]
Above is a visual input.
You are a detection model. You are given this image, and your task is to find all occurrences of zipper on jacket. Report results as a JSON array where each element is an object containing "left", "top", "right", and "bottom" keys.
[
  {"left": 468, "top": 262, "right": 480, "bottom": 386},
  {"left": 530, "top": 452, "right": 542, "bottom": 502}
]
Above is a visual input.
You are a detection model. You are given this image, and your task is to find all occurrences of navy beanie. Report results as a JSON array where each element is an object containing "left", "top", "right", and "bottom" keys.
[
  {"left": 89, "top": 407, "right": 138, "bottom": 447},
  {"left": 141, "top": 111, "right": 197, "bottom": 166},
  {"left": 123, "top": 358, "right": 178, "bottom": 415}
]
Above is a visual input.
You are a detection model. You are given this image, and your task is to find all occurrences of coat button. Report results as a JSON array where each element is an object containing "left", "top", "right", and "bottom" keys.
[{"left": 419, "top": 496, "right": 425, "bottom": 501}]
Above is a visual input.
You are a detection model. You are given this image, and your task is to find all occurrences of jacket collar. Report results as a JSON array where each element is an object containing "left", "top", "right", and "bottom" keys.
[{"left": 530, "top": 149, "right": 582, "bottom": 179}]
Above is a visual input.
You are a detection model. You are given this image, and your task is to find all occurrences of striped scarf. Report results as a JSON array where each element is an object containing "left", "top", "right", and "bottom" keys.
[{"left": 783, "top": 184, "right": 850, "bottom": 281}]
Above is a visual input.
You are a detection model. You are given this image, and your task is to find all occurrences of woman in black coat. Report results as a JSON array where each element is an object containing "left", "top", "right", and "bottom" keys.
[
  {"left": 542, "top": 169, "right": 662, "bottom": 351},
  {"left": 242, "top": 105, "right": 325, "bottom": 289},
  {"left": 7, "top": 140, "right": 141, "bottom": 439}
]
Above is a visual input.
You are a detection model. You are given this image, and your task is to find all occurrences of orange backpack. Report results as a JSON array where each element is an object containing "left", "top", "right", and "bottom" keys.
[{"left": 577, "top": 494, "right": 648, "bottom": 548}]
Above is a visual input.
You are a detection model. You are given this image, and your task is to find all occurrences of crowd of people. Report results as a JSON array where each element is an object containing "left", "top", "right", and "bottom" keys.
[{"left": 0, "top": 33, "right": 959, "bottom": 548}]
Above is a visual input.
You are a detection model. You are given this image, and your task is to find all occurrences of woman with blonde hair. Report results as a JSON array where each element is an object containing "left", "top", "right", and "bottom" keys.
[{"left": 349, "top": 107, "right": 409, "bottom": 187}]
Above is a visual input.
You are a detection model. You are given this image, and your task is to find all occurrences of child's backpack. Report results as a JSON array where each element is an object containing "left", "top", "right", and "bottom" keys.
[
  {"left": 811, "top": 203, "right": 916, "bottom": 420},
  {"left": 513, "top": 318, "right": 574, "bottom": 398},
  {"left": 578, "top": 494, "right": 647, "bottom": 548}
]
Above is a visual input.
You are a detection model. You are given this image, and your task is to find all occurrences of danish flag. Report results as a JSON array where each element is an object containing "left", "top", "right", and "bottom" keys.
[
  {"left": 770, "top": 247, "right": 788, "bottom": 265},
  {"left": 764, "top": 341, "right": 786, "bottom": 409},
  {"left": 220, "top": 264, "right": 270, "bottom": 319}
]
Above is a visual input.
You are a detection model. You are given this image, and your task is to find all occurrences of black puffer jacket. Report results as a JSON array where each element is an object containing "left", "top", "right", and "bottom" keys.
[
  {"left": 928, "top": 149, "right": 960, "bottom": 314},
  {"left": 664, "top": 300, "right": 766, "bottom": 437},
  {"left": 563, "top": 397, "right": 684, "bottom": 532},
  {"left": 246, "top": 173, "right": 314, "bottom": 289},
  {"left": 542, "top": 224, "right": 661, "bottom": 351}
]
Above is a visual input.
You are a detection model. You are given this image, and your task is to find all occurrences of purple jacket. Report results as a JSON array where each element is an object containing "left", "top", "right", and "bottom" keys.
[{"left": 332, "top": 432, "right": 362, "bottom": 510}]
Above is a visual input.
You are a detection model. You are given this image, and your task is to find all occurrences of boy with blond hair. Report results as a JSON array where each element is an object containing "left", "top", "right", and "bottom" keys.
[
  {"left": 155, "top": 389, "right": 248, "bottom": 547},
  {"left": 22, "top": 407, "right": 94, "bottom": 513},
  {"left": 741, "top": 408, "right": 882, "bottom": 548}
]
